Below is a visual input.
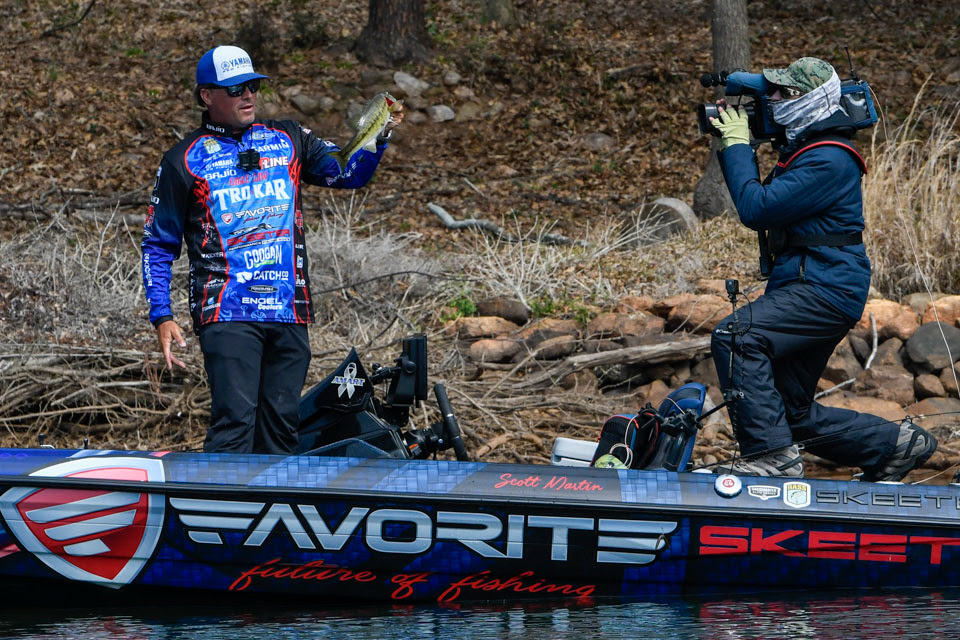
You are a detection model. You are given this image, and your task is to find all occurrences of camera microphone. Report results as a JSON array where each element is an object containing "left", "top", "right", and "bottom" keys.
[{"left": 700, "top": 71, "right": 728, "bottom": 88}]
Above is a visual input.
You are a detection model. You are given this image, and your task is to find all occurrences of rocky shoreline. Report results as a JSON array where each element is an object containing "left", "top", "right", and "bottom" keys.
[{"left": 447, "top": 283, "right": 960, "bottom": 475}]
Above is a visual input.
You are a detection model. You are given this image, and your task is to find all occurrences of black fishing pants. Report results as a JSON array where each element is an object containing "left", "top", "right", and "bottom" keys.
[
  {"left": 710, "top": 284, "right": 898, "bottom": 470},
  {"left": 199, "top": 322, "right": 311, "bottom": 455}
]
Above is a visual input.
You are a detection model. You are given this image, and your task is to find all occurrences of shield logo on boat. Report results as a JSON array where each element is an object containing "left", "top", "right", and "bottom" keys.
[
  {"left": 0, "top": 456, "right": 165, "bottom": 588},
  {"left": 782, "top": 481, "right": 811, "bottom": 509}
]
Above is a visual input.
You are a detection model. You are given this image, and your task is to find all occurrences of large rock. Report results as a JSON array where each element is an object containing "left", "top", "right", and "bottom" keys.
[
  {"left": 852, "top": 299, "right": 919, "bottom": 342},
  {"left": 696, "top": 279, "right": 730, "bottom": 297},
  {"left": 404, "top": 95, "right": 429, "bottom": 110},
  {"left": 360, "top": 69, "right": 393, "bottom": 86},
  {"left": 847, "top": 333, "right": 870, "bottom": 365},
  {"left": 691, "top": 357, "right": 720, "bottom": 389},
  {"left": 628, "top": 197, "right": 699, "bottom": 242},
  {"left": 903, "top": 292, "right": 950, "bottom": 315},
  {"left": 258, "top": 101, "right": 281, "bottom": 119},
  {"left": 290, "top": 93, "right": 324, "bottom": 115},
  {"left": 446, "top": 316, "right": 520, "bottom": 339},
  {"left": 517, "top": 318, "right": 580, "bottom": 346},
  {"left": 532, "top": 335, "right": 578, "bottom": 360},
  {"left": 941, "top": 366, "right": 960, "bottom": 398},
  {"left": 822, "top": 339, "right": 863, "bottom": 384},
  {"left": 851, "top": 364, "right": 916, "bottom": 405},
  {"left": 442, "top": 70, "right": 462, "bottom": 86},
  {"left": 637, "top": 379, "right": 670, "bottom": 409},
  {"left": 905, "top": 322, "right": 960, "bottom": 371},
  {"left": 915, "top": 373, "right": 946, "bottom": 399},
  {"left": 476, "top": 297, "right": 529, "bottom": 326},
  {"left": 670, "top": 363, "right": 692, "bottom": 388},
  {"left": 819, "top": 394, "right": 905, "bottom": 423},
  {"left": 426, "top": 105, "right": 456, "bottom": 122},
  {"left": 456, "top": 102, "right": 483, "bottom": 121},
  {"left": 586, "top": 311, "right": 665, "bottom": 339},
  {"left": 665, "top": 294, "right": 729, "bottom": 333},
  {"left": 453, "top": 85, "right": 476, "bottom": 100},
  {"left": 616, "top": 296, "right": 656, "bottom": 313},
  {"left": 903, "top": 397, "right": 960, "bottom": 430},
  {"left": 469, "top": 338, "right": 521, "bottom": 363},
  {"left": 582, "top": 132, "right": 616, "bottom": 152},
  {"left": 393, "top": 71, "right": 430, "bottom": 96},
  {"left": 594, "top": 363, "right": 634, "bottom": 388},
  {"left": 560, "top": 368, "right": 597, "bottom": 391},
  {"left": 644, "top": 362, "right": 678, "bottom": 383},
  {"left": 922, "top": 295, "right": 960, "bottom": 326},
  {"left": 406, "top": 110, "right": 427, "bottom": 124},
  {"left": 872, "top": 337, "right": 905, "bottom": 367}
]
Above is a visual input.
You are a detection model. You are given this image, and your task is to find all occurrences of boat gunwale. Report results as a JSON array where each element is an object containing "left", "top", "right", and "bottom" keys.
[{"left": 2, "top": 466, "right": 959, "bottom": 530}]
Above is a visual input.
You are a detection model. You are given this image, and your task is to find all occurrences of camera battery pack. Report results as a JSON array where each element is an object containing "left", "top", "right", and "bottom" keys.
[{"left": 840, "top": 79, "right": 879, "bottom": 130}]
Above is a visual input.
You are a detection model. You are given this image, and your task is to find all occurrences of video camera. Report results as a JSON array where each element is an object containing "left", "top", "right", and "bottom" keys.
[{"left": 696, "top": 53, "right": 878, "bottom": 145}]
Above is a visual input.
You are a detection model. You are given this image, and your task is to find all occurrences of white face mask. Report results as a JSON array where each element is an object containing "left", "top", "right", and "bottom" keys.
[{"left": 771, "top": 70, "right": 842, "bottom": 142}]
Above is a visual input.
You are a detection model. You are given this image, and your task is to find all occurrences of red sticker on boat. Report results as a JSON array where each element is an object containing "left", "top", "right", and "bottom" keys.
[{"left": 0, "top": 457, "right": 165, "bottom": 588}]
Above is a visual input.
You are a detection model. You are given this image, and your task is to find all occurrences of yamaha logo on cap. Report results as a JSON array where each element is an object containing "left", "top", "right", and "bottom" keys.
[
  {"left": 217, "top": 54, "right": 252, "bottom": 78},
  {"left": 196, "top": 45, "right": 269, "bottom": 87}
]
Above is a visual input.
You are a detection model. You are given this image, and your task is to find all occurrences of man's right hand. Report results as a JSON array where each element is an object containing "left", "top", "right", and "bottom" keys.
[{"left": 156, "top": 320, "right": 188, "bottom": 370}]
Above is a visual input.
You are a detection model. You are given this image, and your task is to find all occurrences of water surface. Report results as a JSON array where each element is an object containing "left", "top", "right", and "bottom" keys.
[{"left": 3, "top": 588, "right": 959, "bottom": 639}]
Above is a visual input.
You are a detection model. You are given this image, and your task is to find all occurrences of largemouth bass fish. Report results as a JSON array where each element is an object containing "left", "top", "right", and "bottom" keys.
[{"left": 329, "top": 92, "right": 402, "bottom": 170}]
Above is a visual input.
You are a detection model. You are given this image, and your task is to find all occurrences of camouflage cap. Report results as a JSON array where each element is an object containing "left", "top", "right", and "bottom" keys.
[{"left": 762, "top": 57, "right": 835, "bottom": 94}]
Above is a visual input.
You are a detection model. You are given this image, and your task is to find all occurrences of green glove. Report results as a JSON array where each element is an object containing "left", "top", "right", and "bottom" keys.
[{"left": 711, "top": 106, "right": 750, "bottom": 149}]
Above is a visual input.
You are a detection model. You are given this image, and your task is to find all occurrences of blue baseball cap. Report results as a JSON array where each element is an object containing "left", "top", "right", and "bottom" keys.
[{"left": 195, "top": 45, "right": 269, "bottom": 86}]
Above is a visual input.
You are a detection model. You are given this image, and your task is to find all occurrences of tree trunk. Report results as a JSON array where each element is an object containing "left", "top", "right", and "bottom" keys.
[
  {"left": 692, "top": 0, "right": 751, "bottom": 219},
  {"left": 355, "top": 0, "right": 432, "bottom": 67}
]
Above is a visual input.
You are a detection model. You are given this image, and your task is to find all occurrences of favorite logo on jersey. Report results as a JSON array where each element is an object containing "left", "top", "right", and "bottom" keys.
[
  {"left": 0, "top": 457, "right": 166, "bottom": 588},
  {"left": 204, "top": 138, "right": 222, "bottom": 154}
]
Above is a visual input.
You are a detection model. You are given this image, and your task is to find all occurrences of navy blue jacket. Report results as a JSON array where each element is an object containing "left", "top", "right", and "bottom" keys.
[
  {"left": 142, "top": 115, "right": 385, "bottom": 331},
  {"left": 718, "top": 115, "right": 870, "bottom": 323}
]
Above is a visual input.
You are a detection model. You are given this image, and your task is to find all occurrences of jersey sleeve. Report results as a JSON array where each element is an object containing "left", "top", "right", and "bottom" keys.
[
  {"left": 297, "top": 124, "right": 386, "bottom": 189},
  {"left": 141, "top": 157, "right": 188, "bottom": 325}
]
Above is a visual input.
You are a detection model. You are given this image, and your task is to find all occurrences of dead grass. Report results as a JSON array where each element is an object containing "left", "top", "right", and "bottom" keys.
[
  {"left": 1, "top": 95, "right": 958, "bottom": 460},
  {"left": 864, "top": 94, "right": 960, "bottom": 299}
]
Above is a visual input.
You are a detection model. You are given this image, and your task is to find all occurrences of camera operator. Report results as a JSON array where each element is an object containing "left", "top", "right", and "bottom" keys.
[{"left": 708, "top": 57, "right": 936, "bottom": 479}]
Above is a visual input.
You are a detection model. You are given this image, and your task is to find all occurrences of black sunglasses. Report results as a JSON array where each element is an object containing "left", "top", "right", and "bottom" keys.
[{"left": 221, "top": 79, "right": 261, "bottom": 98}]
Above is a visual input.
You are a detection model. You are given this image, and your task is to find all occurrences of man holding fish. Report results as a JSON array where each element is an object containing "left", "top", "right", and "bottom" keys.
[{"left": 141, "top": 45, "right": 403, "bottom": 455}]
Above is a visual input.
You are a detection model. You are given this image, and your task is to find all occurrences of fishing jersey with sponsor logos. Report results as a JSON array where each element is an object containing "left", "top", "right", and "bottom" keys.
[{"left": 142, "top": 116, "right": 385, "bottom": 332}]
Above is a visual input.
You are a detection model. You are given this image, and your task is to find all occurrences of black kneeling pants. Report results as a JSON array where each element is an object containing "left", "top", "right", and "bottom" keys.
[
  {"left": 710, "top": 284, "right": 897, "bottom": 470},
  {"left": 199, "top": 322, "right": 311, "bottom": 455}
]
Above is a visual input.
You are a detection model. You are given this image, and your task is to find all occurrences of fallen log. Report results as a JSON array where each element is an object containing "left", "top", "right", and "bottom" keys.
[
  {"left": 427, "top": 201, "right": 584, "bottom": 246},
  {"left": 514, "top": 336, "right": 712, "bottom": 388}
]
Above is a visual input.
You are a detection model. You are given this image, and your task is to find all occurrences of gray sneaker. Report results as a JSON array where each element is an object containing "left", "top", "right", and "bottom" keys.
[
  {"left": 728, "top": 445, "right": 804, "bottom": 477},
  {"left": 862, "top": 420, "right": 937, "bottom": 482}
]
